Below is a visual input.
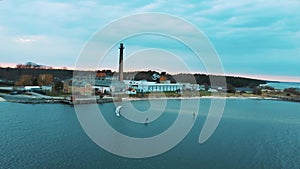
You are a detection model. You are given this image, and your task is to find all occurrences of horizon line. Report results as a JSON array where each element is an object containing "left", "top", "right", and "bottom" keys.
[{"left": 1, "top": 63, "right": 299, "bottom": 83}]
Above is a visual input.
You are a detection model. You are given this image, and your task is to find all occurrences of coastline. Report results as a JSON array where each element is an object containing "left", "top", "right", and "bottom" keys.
[
  {"left": 1, "top": 92, "right": 299, "bottom": 104},
  {"left": 0, "top": 93, "right": 118, "bottom": 104},
  {"left": 0, "top": 93, "right": 65, "bottom": 104},
  {"left": 121, "top": 95, "right": 279, "bottom": 102}
]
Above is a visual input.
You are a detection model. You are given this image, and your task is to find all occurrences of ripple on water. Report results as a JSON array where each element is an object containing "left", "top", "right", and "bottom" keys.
[{"left": 0, "top": 100, "right": 300, "bottom": 169}]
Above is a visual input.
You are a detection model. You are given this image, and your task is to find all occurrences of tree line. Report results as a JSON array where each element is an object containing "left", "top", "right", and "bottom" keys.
[{"left": 131, "top": 71, "right": 266, "bottom": 88}]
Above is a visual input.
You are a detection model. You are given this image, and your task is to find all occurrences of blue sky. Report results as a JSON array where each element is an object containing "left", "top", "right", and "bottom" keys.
[{"left": 0, "top": 0, "right": 299, "bottom": 82}]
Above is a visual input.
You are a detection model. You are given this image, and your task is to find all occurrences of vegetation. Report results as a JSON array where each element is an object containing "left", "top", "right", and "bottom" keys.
[
  {"left": 37, "top": 74, "right": 53, "bottom": 86},
  {"left": 1, "top": 67, "right": 266, "bottom": 89},
  {"left": 252, "top": 87, "right": 262, "bottom": 95},
  {"left": 0, "top": 67, "right": 73, "bottom": 82},
  {"left": 130, "top": 71, "right": 266, "bottom": 88},
  {"left": 1, "top": 68, "right": 268, "bottom": 98},
  {"left": 226, "top": 83, "right": 236, "bottom": 93},
  {"left": 15, "top": 75, "right": 34, "bottom": 86},
  {"left": 284, "top": 88, "right": 300, "bottom": 95}
]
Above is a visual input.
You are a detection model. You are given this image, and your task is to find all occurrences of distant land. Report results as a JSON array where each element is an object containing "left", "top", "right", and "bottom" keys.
[
  {"left": 1, "top": 66, "right": 300, "bottom": 104},
  {"left": 0, "top": 67, "right": 267, "bottom": 87}
]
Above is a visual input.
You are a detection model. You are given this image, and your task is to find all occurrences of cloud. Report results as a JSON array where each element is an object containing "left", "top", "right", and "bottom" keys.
[
  {"left": 13, "top": 35, "right": 44, "bottom": 43},
  {"left": 133, "top": 1, "right": 161, "bottom": 12},
  {"left": 0, "top": 32, "right": 83, "bottom": 67},
  {"left": 0, "top": 0, "right": 299, "bottom": 80}
]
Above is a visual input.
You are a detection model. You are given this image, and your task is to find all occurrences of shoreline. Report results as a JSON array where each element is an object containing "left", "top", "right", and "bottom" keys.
[
  {"left": 121, "top": 95, "right": 279, "bottom": 102},
  {"left": 1, "top": 93, "right": 299, "bottom": 104},
  {"left": 0, "top": 93, "right": 118, "bottom": 104}
]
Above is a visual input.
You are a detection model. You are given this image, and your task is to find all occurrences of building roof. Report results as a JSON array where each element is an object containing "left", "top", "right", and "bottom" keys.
[{"left": 95, "top": 80, "right": 126, "bottom": 88}]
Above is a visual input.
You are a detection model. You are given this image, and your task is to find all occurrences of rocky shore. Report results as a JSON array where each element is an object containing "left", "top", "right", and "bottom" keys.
[{"left": 0, "top": 93, "right": 120, "bottom": 105}]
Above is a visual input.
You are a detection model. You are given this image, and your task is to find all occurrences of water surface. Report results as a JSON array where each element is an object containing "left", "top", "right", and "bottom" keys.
[{"left": 0, "top": 99, "right": 299, "bottom": 169}]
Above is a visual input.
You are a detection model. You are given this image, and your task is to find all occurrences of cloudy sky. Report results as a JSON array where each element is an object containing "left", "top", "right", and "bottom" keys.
[{"left": 0, "top": 0, "right": 299, "bottom": 82}]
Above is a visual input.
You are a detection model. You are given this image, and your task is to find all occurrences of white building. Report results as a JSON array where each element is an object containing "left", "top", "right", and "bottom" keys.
[
  {"left": 208, "top": 88, "right": 218, "bottom": 92},
  {"left": 181, "top": 83, "right": 205, "bottom": 91},
  {"left": 124, "top": 80, "right": 182, "bottom": 93},
  {"left": 24, "top": 86, "right": 41, "bottom": 91},
  {"left": 41, "top": 85, "right": 53, "bottom": 92}
]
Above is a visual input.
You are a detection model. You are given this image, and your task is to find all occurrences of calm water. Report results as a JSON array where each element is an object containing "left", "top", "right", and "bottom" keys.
[
  {"left": 265, "top": 82, "right": 300, "bottom": 90},
  {"left": 0, "top": 99, "right": 300, "bottom": 169}
]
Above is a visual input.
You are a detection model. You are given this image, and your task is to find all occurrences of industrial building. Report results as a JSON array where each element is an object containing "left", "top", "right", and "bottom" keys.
[{"left": 124, "top": 80, "right": 182, "bottom": 93}]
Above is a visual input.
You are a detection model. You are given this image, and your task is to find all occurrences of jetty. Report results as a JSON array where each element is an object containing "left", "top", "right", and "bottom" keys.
[
  {"left": 271, "top": 95, "right": 300, "bottom": 103},
  {"left": 0, "top": 93, "right": 121, "bottom": 105}
]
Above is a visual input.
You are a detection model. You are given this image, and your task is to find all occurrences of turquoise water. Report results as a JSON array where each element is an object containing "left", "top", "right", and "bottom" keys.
[
  {"left": 0, "top": 99, "right": 300, "bottom": 169},
  {"left": 265, "top": 82, "right": 300, "bottom": 90}
]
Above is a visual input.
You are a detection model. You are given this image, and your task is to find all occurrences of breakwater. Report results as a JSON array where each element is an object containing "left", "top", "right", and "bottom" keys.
[{"left": 0, "top": 94, "right": 120, "bottom": 104}]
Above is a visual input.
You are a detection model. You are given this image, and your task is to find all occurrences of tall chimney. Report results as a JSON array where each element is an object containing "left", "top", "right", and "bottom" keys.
[{"left": 119, "top": 43, "right": 124, "bottom": 81}]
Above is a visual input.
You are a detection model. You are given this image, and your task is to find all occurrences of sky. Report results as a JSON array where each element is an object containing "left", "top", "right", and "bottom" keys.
[{"left": 0, "top": 0, "right": 299, "bottom": 82}]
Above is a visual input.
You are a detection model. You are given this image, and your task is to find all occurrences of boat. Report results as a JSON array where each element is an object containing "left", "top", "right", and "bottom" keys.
[{"left": 115, "top": 105, "right": 122, "bottom": 116}]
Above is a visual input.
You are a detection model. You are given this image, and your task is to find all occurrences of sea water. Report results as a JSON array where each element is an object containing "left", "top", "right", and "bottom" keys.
[
  {"left": 0, "top": 98, "right": 299, "bottom": 169},
  {"left": 265, "top": 82, "right": 300, "bottom": 90}
]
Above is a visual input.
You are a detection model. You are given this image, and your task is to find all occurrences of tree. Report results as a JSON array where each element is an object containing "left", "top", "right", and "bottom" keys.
[
  {"left": 253, "top": 87, "right": 262, "bottom": 95},
  {"left": 203, "top": 83, "right": 209, "bottom": 91},
  {"left": 249, "top": 82, "right": 257, "bottom": 89},
  {"left": 37, "top": 74, "right": 53, "bottom": 86},
  {"left": 284, "top": 88, "right": 299, "bottom": 95},
  {"left": 54, "top": 81, "right": 64, "bottom": 92},
  {"left": 263, "top": 86, "right": 275, "bottom": 90},
  {"left": 227, "top": 83, "right": 236, "bottom": 93},
  {"left": 15, "top": 75, "right": 33, "bottom": 86}
]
